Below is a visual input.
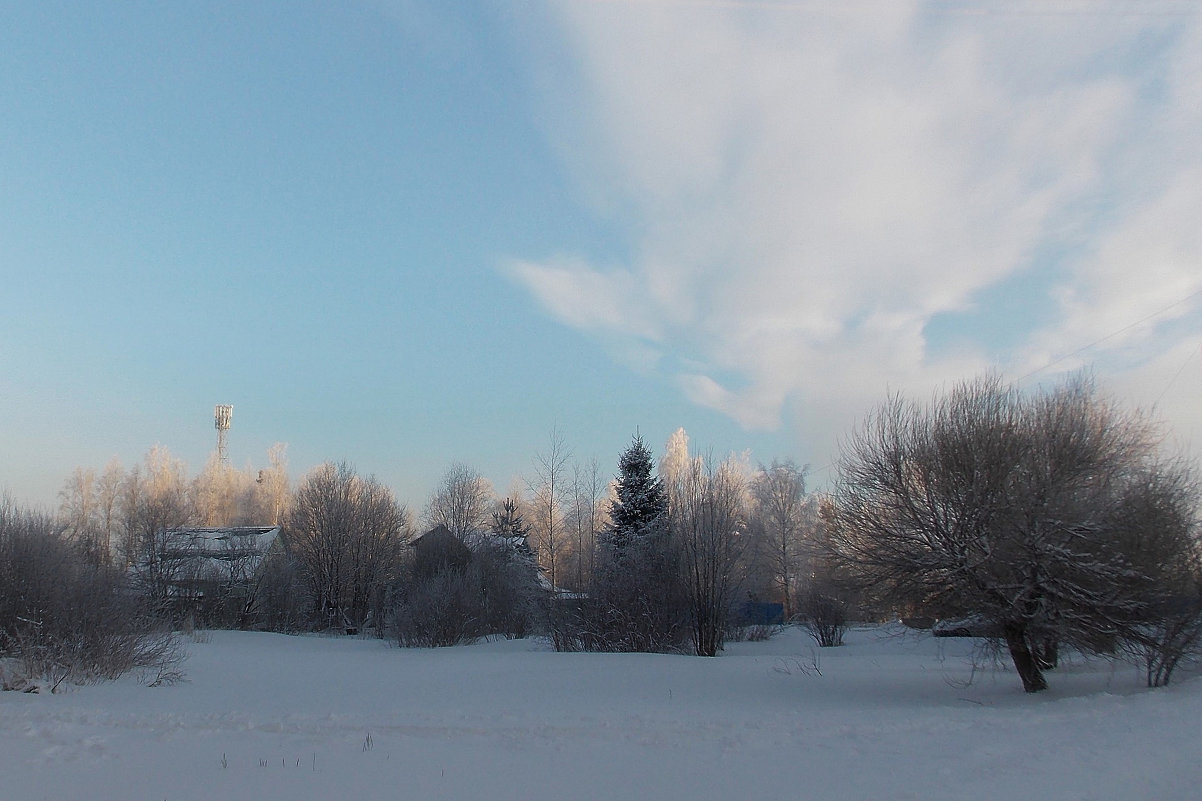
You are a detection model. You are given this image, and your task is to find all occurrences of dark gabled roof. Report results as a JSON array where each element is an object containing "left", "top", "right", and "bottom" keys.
[{"left": 408, "top": 523, "right": 456, "bottom": 547}]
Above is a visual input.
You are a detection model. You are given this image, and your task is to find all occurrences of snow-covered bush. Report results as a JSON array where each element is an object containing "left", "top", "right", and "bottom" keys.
[
  {"left": 390, "top": 534, "right": 544, "bottom": 647},
  {"left": 390, "top": 568, "right": 484, "bottom": 648},
  {"left": 253, "top": 548, "right": 314, "bottom": 633},
  {"left": 724, "top": 621, "right": 781, "bottom": 643},
  {"left": 0, "top": 499, "right": 184, "bottom": 690},
  {"left": 798, "top": 590, "right": 849, "bottom": 647}
]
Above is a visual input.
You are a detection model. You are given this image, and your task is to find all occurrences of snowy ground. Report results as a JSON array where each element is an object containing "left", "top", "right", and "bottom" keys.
[{"left": 2, "top": 626, "right": 1199, "bottom": 801}]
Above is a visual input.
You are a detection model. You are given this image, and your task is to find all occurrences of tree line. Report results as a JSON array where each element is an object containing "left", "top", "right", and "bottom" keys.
[{"left": 3, "top": 371, "right": 1200, "bottom": 693}]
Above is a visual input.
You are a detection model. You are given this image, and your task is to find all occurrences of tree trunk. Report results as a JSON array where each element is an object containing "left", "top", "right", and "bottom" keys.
[
  {"left": 1034, "top": 637, "right": 1059, "bottom": 671},
  {"left": 1003, "top": 624, "right": 1048, "bottom": 692}
]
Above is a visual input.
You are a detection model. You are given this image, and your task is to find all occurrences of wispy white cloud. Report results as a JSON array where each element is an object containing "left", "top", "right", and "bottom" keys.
[
  {"left": 1016, "top": 7, "right": 1202, "bottom": 378},
  {"left": 508, "top": 0, "right": 1202, "bottom": 460},
  {"left": 504, "top": 256, "right": 662, "bottom": 341}
]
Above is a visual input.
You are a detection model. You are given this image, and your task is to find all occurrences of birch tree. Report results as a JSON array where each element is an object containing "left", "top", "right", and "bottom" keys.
[
  {"left": 564, "top": 457, "right": 606, "bottom": 591},
  {"left": 749, "top": 460, "right": 811, "bottom": 620},
  {"left": 424, "top": 463, "right": 493, "bottom": 541},
  {"left": 250, "top": 443, "right": 291, "bottom": 525},
  {"left": 668, "top": 440, "right": 750, "bottom": 657},
  {"left": 529, "top": 427, "right": 570, "bottom": 589},
  {"left": 124, "top": 446, "right": 192, "bottom": 599}
]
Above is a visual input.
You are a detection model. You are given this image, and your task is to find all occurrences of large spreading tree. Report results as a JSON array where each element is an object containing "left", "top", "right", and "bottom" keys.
[{"left": 829, "top": 374, "right": 1201, "bottom": 692}]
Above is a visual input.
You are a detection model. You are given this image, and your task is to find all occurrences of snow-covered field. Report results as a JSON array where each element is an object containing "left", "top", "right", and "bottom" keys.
[{"left": 2, "top": 626, "right": 1199, "bottom": 801}]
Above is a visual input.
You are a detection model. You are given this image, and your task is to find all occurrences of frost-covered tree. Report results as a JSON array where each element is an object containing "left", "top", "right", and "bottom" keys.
[
  {"left": 748, "top": 460, "right": 811, "bottom": 620},
  {"left": 528, "top": 427, "right": 570, "bottom": 589},
  {"left": 606, "top": 434, "right": 667, "bottom": 551},
  {"left": 123, "top": 446, "right": 192, "bottom": 599},
  {"left": 393, "top": 497, "right": 543, "bottom": 647},
  {"left": 491, "top": 497, "right": 532, "bottom": 554},
  {"left": 583, "top": 434, "right": 685, "bottom": 652},
  {"left": 192, "top": 454, "right": 253, "bottom": 527},
  {"left": 94, "top": 459, "right": 124, "bottom": 565},
  {"left": 285, "top": 462, "right": 409, "bottom": 631},
  {"left": 484, "top": 496, "right": 543, "bottom": 637},
  {"left": 250, "top": 443, "right": 291, "bottom": 525},
  {"left": 424, "top": 463, "right": 493, "bottom": 541},
  {"left": 669, "top": 447, "right": 751, "bottom": 657},
  {"left": 59, "top": 466, "right": 102, "bottom": 565},
  {"left": 830, "top": 374, "right": 1201, "bottom": 692}
]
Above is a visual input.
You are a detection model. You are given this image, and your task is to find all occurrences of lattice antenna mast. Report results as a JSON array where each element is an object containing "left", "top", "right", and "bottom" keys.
[{"left": 214, "top": 404, "right": 233, "bottom": 466}]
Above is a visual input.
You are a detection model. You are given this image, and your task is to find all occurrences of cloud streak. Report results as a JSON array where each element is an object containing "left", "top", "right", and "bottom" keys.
[{"left": 508, "top": 0, "right": 1202, "bottom": 459}]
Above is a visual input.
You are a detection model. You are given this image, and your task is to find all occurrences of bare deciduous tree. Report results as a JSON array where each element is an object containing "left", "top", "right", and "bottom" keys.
[
  {"left": 95, "top": 459, "right": 124, "bottom": 566},
  {"left": 749, "top": 460, "right": 811, "bottom": 621},
  {"left": 424, "top": 462, "right": 493, "bottom": 542},
  {"left": 285, "top": 462, "right": 410, "bottom": 631},
  {"left": 669, "top": 447, "right": 750, "bottom": 657},
  {"left": 563, "top": 457, "right": 606, "bottom": 592},
  {"left": 830, "top": 374, "right": 1200, "bottom": 692},
  {"left": 529, "top": 427, "right": 570, "bottom": 590},
  {"left": 1108, "top": 461, "right": 1202, "bottom": 686}
]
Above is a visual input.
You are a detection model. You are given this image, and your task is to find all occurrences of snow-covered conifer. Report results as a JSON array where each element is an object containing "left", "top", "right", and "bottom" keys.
[{"left": 604, "top": 435, "right": 667, "bottom": 552}]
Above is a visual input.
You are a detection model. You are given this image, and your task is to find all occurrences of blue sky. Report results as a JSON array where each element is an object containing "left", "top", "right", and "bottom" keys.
[{"left": 3, "top": 1, "right": 1201, "bottom": 511}]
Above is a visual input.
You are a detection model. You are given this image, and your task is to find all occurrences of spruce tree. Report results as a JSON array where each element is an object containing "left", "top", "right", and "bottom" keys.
[
  {"left": 491, "top": 497, "right": 532, "bottom": 557},
  {"left": 576, "top": 434, "right": 685, "bottom": 653},
  {"left": 605, "top": 435, "right": 667, "bottom": 552}
]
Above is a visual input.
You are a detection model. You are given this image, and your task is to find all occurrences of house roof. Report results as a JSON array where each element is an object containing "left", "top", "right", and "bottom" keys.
[
  {"left": 158, "top": 526, "right": 280, "bottom": 559},
  {"left": 408, "top": 523, "right": 457, "bottom": 548}
]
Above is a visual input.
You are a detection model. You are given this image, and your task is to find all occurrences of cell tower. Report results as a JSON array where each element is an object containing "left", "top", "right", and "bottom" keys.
[{"left": 214, "top": 404, "right": 233, "bottom": 466}]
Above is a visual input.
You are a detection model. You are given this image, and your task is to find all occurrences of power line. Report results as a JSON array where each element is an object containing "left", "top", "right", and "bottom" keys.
[
  {"left": 1015, "top": 287, "right": 1202, "bottom": 385},
  {"left": 1153, "top": 342, "right": 1201, "bottom": 409},
  {"left": 813, "top": 287, "right": 1202, "bottom": 485}
]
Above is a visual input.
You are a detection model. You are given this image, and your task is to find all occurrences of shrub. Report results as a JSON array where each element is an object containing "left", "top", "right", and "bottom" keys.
[
  {"left": 799, "top": 590, "right": 849, "bottom": 647},
  {"left": 0, "top": 500, "right": 184, "bottom": 690},
  {"left": 389, "top": 568, "right": 484, "bottom": 648},
  {"left": 253, "top": 549, "right": 313, "bottom": 633},
  {"left": 725, "top": 622, "right": 781, "bottom": 643},
  {"left": 473, "top": 541, "right": 542, "bottom": 639},
  {"left": 389, "top": 539, "right": 544, "bottom": 647},
  {"left": 1123, "top": 587, "right": 1202, "bottom": 688}
]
